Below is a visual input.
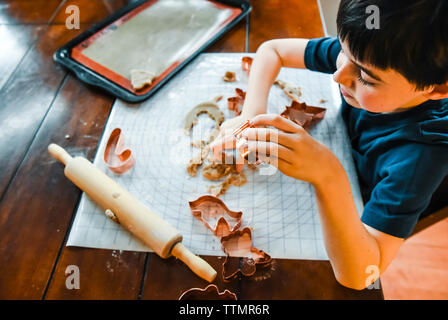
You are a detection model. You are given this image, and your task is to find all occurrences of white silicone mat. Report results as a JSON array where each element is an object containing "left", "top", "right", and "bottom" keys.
[{"left": 67, "top": 53, "right": 363, "bottom": 260}]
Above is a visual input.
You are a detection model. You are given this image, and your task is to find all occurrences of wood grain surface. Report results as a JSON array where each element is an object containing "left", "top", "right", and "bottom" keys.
[{"left": 0, "top": 0, "right": 384, "bottom": 300}]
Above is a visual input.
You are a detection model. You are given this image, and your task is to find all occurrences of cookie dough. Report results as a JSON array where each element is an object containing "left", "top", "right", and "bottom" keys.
[
  {"left": 184, "top": 96, "right": 224, "bottom": 139},
  {"left": 186, "top": 145, "right": 210, "bottom": 177},
  {"left": 130, "top": 69, "right": 156, "bottom": 90},
  {"left": 223, "top": 71, "right": 236, "bottom": 82},
  {"left": 274, "top": 79, "right": 302, "bottom": 103}
]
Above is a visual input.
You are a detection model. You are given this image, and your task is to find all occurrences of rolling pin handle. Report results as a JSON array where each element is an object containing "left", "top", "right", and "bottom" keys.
[
  {"left": 171, "top": 243, "right": 217, "bottom": 283},
  {"left": 48, "top": 143, "right": 73, "bottom": 165}
]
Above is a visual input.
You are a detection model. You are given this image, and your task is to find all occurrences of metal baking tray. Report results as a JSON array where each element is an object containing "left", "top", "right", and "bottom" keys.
[{"left": 54, "top": 0, "right": 251, "bottom": 103}]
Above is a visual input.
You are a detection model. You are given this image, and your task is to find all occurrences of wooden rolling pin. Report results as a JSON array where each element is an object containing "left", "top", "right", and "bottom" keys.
[{"left": 48, "top": 143, "right": 217, "bottom": 283}]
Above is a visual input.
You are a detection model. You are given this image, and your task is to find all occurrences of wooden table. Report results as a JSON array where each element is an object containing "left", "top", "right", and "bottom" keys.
[{"left": 0, "top": 0, "right": 383, "bottom": 300}]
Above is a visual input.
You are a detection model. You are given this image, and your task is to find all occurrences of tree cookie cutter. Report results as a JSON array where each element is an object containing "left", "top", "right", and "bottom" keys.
[
  {"left": 103, "top": 128, "right": 135, "bottom": 174},
  {"left": 179, "top": 284, "right": 237, "bottom": 300}
]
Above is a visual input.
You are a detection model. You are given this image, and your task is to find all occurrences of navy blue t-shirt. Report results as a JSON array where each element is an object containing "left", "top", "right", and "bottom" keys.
[{"left": 304, "top": 37, "right": 448, "bottom": 238}]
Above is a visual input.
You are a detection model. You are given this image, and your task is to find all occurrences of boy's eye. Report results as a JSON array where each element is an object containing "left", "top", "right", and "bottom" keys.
[{"left": 357, "top": 71, "right": 376, "bottom": 87}]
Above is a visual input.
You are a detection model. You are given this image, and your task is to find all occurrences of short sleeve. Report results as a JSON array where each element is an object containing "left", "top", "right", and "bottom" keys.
[
  {"left": 304, "top": 37, "right": 341, "bottom": 74},
  {"left": 361, "top": 145, "right": 448, "bottom": 238}
]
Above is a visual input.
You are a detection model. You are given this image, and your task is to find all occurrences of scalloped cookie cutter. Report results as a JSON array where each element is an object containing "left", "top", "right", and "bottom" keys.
[
  {"left": 103, "top": 128, "right": 135, "bottom": 174},
  {"left": 179, "top": 284, "right": 237, "bottom": 300},
  {"left": 189, "top": 195, "right": 242, "bottom": 238}
]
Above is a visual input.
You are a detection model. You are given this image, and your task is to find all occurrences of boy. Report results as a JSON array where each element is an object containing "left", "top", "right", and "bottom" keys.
[{"left": 211, "top": 0, "right": 448, "bottom": 290}]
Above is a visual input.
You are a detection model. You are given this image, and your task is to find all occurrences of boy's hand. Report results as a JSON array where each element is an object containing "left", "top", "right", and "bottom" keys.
[
  {"left": 210, "top": 114, "right": 251, "bottom": 173},
  {"left": 211, "top": 111, "right": 264, "bottom": 171},
  {"left": 241, "top": 114, "right": 338, "bottom": 186},
  {"left": 216, "top": 114, "right": 252, "bottom": 140}
]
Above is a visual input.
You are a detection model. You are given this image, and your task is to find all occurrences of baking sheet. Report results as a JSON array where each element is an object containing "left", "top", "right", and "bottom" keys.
[
  {"left": 71, "top": 0, "right": 242, "bottom": 95},
  {"left": 67, "top": 53, "right": 364, "bottom": 261}
]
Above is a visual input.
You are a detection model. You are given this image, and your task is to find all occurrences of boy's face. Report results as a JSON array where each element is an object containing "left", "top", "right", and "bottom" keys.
[{"left": 334, "top": 40, "right": 429, "bottom": 113}]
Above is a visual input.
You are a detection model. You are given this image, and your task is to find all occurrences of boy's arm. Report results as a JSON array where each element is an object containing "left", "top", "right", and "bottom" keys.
[
  {"left": 241, "top": 39, "right": 309, "bottom": 117},
  {"left": 314, "top": 157, "right": 404, "bottom": 290},
  {"left": 242, "top": 114, "right": 405, "bottom": 290}
]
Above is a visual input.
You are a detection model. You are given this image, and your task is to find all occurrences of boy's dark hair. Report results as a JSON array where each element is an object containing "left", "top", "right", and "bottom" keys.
[{"left": 337, "top": 0, "right": 448, "bottom": 90}]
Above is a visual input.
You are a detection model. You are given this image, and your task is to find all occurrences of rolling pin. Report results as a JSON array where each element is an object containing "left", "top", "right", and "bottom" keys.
[{"left": 48, "top": 143, "right": 217, "bottom": 283}]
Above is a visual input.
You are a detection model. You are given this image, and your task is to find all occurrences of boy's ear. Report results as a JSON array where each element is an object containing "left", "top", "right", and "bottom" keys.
[{"left": 423, "top": 82, "right": 448, "bottom": 100}]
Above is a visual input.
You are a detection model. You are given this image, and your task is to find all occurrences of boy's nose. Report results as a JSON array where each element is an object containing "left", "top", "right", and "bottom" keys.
[{"left": 333, "top": 61, "right": 354, "bottom": 89}]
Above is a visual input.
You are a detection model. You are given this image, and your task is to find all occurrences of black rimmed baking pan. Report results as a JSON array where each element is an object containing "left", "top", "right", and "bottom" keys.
[{"left": 54, "top": 0, "right": 251, "bottom": 103}]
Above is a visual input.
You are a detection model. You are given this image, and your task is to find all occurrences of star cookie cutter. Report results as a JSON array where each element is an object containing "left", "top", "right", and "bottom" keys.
[{"left": 280, "top": 100, "right": 326, "bottom": 129}]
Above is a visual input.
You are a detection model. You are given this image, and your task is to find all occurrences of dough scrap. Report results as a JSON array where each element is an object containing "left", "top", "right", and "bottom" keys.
[
  {"left": 130, "top": 69, "right": 156, "bottom": 90},
  {"left": 186, "top": 145, "right": 210, "bottom": 177},
  {"left": 274, "top": 79, "right": 302, "bottom": 103},
  {"left": 223, "top": 71, "right": 237, "bottom": 82},
  {"left": 184, "top": 96, "right": 224, "bottom": 139},
  {"left": 202, "top": 162, "right": 234, "bottom": 181},
  {"left": 184, "top": 96, "right": 249, "bottom": 196},
  {"left": 208, "top": 171, "right": 247, "bottom": 197}
]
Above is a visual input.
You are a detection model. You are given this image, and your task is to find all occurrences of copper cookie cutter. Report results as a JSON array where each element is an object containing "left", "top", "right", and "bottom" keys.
[
  {"left": 280, "top": 100, "right": 326, "bottom": 129},
  {"left": 221, "top": 227, "right": 272, "bottom": 282},
  {"left": 189, "top": 195, "right": 242, "bottom": 238},
  {"left": 103, "top": 128, "right": 135, "bottom": 174},
  {"left": 227, "top": 88, "right": 246, "bottom": 116},
  {"left": 179, "top": 284, "right": 237, "bottom": 300},
  {"left": 189, "top": 195, "right": 272, "bottom": 282},
  {"left": 232, "top": 120, "right": 261, "bottom": 165},
  {"left": 241, "top": 56, "right": 253, "bottom": 76}
]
